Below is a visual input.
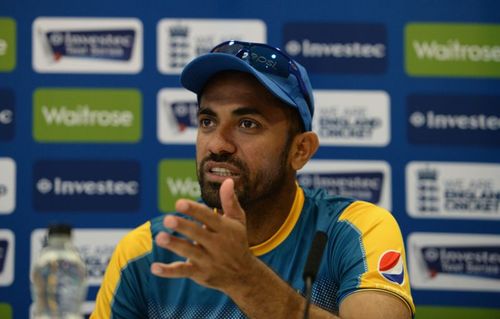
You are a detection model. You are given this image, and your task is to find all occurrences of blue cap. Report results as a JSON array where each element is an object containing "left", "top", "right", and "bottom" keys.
[{"left": 180, "top": 52, "right": 314, "bottom": 131}]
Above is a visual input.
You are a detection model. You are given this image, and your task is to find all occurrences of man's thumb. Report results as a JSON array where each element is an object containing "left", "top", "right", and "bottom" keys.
[{"left": 220, "top": 178, "right": 246, "bottom": 224}]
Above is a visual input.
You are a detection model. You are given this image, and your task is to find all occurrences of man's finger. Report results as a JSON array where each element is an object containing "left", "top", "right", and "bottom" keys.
[
  {"left": 151, "top": 261, "right": 194, "bottom": 278},
  {"left": 162, "top": 215, "right": 213, "bottom": 244},
  {"left": 155, "top": 231, "right": 205, "bottom": 261},
  {"left": 219, "top": 178, "right": 246, "bottom": 225},
  {"left": 175, "top": 199, "right": 222, "bottom": 231}
]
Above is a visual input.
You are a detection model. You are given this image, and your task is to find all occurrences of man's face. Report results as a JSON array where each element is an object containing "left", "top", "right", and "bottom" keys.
[{"left": 196, "top": 72, "right": 295, "bottom": 210}]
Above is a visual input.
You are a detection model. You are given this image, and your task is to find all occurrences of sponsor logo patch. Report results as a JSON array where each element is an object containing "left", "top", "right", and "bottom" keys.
[
  {"left": 313, "top": 90, "right": 390, "bottom": 146},
  {"left": 0, "top": 229, "right": 14, "bottom": 286},
  {"left": 406, "top": 162, "right": 500, "bottom": 220},
  {"left": 405, "top": 23, "right": 500, "bottom": 78},
  {"left": 46, "top": 30, "right": 135, "bottom": 61},
  {"left": 157, "top": 88, "right": 198, "bottom": 144},
  {"left": 408, "top": 233, "right": 500, "bottom": 291},
  {"left": 0, "top": 303, "right": 12, "bottom": 319},
  {"left": 407, "top": 95, "right": 500, "bottom": 146},
  {"left": 33, "top": 17, "right": 143, "bottom": 73},
  {"left": 157, "top": 19, "right": 265, "bottom": 74},
  {"left": 298, "top": 160, "right": 392, "bottom": 210},
  {"left": 378, "top": 250, "right": 405, "bottom": 285},
  {"left": 0, "top": 158, "right": 15, "bottom": 214},
  {"left": 0, "top": 89, "right": 15, "bottom": 141},
  {"left": 283, "top": 23, "right": 387, "bottom": 73},
  {"left": 33, "top": 160, "right": 140, "bottom": 212},
  {"left": 158, "top": 159, "right": 199, "bottom": 212},
  {"left": 0, "top": 239, "right": 8, "bottom": 273},
  {"left": 0, "top": 18, "right": 16, "bottom": 72},
  {"left": 33, "top": 88, "right": 142, "bottom": 142}
]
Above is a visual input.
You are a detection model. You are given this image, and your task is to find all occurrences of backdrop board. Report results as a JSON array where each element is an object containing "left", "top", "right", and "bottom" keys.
[{"left": 0, "top": 0, "right": 499, "bottom": 318}]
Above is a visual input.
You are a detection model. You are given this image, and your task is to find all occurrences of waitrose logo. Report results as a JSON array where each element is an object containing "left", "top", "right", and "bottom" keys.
[
  {"left": 0, "top": 18, "right": 16, "bottom": 72},
  {"left": 159, "top": 159, "right": 200, "bottom": 212},
  {"left": 406, "top": 23, "right": 500, "bottom": 77},
  {"left": 33, "top": 88, "right": 141, "bottom": 142}
]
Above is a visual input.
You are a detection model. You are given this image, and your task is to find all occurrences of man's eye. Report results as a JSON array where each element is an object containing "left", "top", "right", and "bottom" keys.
[
  {"left": 240, "top": 119, "right": 258, "bottom": 129},
  {"left": 199, "top": 118, "right": 214, "bottom": 128}
]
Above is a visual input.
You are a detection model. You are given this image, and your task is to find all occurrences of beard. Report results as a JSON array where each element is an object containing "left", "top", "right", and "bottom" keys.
[{"left": 197, "top": 137, "right": 293, "bottom": 211}]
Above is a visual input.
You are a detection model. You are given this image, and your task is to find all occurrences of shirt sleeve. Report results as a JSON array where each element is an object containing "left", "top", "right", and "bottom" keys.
[
  {"left": 91, "top": 222, "right": 153, "bottom": 319},
  {"left": 335, "top": 201, "right": 415, "bottom": 315}
]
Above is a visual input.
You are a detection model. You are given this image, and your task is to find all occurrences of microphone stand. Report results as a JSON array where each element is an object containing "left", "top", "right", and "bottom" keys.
[
  {"left": 302, "top": 276, "right": 313, "bottom": 319},
  {"left": 302, "top": 231, "right": 328, "bottom": 319}
]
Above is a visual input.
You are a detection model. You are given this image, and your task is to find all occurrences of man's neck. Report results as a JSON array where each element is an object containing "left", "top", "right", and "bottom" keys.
[{"left": 244, "top": 180, "right": 298, "bottom": 247}]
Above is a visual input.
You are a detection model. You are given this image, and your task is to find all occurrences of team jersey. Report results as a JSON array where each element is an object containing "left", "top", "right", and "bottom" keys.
[{"left": 91, "top": 185, "right": 415, "bottom": 318}]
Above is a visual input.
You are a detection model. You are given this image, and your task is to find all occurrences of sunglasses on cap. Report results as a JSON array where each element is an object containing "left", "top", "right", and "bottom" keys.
[{"left": 210, "top": 40, "right": 313, "bottom": 115}]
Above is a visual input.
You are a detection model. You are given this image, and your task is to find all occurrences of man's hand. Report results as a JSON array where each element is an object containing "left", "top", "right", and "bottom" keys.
[{"left": 151, "top": 178, "right": 258, "bottom": 291}]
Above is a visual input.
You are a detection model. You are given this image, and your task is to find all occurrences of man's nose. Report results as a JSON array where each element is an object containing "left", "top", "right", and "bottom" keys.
[{"left": 207, "top": 126, "right": 237, "bottom": 155}]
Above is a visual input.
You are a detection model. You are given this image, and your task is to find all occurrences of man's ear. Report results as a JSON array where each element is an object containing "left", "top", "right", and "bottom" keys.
[{"left": 289, "top": 132, "right": 319, "bottom": 171}]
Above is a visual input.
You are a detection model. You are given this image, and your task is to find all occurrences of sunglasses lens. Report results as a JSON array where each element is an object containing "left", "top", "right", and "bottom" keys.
[
  {"left": 212, "top": 42, "right": 290, "bottom": 78},
  {"left": 211, "top": 42, "right": 245, "bottom": 55},
  {"left": 210, "top": 41, "right": 311, "bottom": 115},
  {"left": 249, "top": 46, "right": 290, "bottom": 78}
]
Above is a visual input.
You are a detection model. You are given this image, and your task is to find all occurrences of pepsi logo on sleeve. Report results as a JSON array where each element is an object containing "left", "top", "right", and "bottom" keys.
[{"left": 378, "top": 250, "right": 405, "bottom": 285}]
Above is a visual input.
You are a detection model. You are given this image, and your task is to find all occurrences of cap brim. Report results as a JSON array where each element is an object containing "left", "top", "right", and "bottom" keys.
[{"left": 180, "top": 53, "right": 298, "bottom": 109}]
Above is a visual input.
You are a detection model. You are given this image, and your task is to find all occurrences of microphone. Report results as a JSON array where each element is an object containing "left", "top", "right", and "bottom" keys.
[{"left": 302, "top": 231, "right": 328, "bottom": 319}]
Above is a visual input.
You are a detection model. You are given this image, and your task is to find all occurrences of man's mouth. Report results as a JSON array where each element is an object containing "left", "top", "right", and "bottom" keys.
[{"left": 209, "top": 167, "right": 238, "bottom": 177}]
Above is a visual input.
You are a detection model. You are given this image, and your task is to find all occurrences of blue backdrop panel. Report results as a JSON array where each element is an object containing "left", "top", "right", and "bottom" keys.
[{"left": 0, "top": 0, "right": 499, "bottom": 318}]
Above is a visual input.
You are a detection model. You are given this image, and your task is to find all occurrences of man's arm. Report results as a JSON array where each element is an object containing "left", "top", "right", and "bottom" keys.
[
  {"left": 150, "top": 179, "right": 411, "bottom": 319},
  {"left": 339, "top": 290, "right": 411, "bottom": 319},
  {"left": 219, "top": 251, "right": 411, "bottom": 319},
  {"left": 92, "top": 223, "right": 152, "bottom": 319}
]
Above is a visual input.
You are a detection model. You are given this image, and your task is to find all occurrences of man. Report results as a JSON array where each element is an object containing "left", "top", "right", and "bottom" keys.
[{"left": 92, "top": 41, "right": 415, "bottom": 318}]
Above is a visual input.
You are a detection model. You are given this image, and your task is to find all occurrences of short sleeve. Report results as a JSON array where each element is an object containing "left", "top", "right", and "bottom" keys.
[
  {"left": 334, "top": 201, "right": 415, "bottom": 315},
  {"left": 91, "top": 222, "right": 153, "bottom": 319}
]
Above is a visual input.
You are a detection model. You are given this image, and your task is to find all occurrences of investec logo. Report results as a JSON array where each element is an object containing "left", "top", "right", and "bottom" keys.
[
  {"left": 157, "top": 19, "right": 266, "bottom": 74},
  {"left": 408, "top": 233, "right": 500, "bottom": 291},
  {"left": 313, "top": 90, "right": 389, "bottom": 146},
  {"left": 159, "top": 159, "right": 199, "bottom": 212},
  {"left": 33, "top": 88, "right": 141, "bottom": 142},
  {"left": 298, "top": 160, "right": 392, "bottom": 210},
  {"left": 407, "top": 95, "right": 500, "bottom": 146},
  {"left": 405, "top": 23, "right": 500, "bottom": 77},
  {"left": 31, "top": 228, "right": 129, "bottom": 285},
  {"left": 33, "top": 17, "right": 143, "bottom": 73},
  {"left": 34, "top": 160, "right": 140, "bottom": 212},
  {"left": 283, "top": 23, "right": 387, "bottom": 73},
  {"left": 157, "top": 88, "right": 198, "bottom": 144},
  {"left": 406, "top": 162, "right": 500, "bottom": 220},
  {"left": 0, "top": 89, "right": 14, "bottom": 141}
]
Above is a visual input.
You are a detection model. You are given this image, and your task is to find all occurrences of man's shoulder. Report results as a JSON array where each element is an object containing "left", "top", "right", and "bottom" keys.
[
  {"left": 302, "top": 187, "right": 356, "bottom": 222},
  {"left": 338, "top": 200, "right": 398, "bottom": 230},
  {"left": 107, "top": 220, "right": 155, "bottom": 272},
  {"left": 301, "top": 187, "right": 396, "bottom": 232}
]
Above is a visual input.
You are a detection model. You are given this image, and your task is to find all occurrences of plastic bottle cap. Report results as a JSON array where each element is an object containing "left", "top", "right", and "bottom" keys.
[{"left": 48, "top": 223, "right": 72, "bottom": 237}]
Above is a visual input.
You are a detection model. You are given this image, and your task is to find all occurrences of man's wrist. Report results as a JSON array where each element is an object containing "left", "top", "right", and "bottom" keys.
[
  {"left": 221, "top": 256, "right": 305, "bottom": 319},
  {"left": 221, "top": 254, "right": 264, "bottom": 297}
]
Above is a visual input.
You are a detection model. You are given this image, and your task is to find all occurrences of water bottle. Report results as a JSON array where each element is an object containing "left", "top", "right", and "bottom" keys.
[{"left": 31, "top": 224, "right": 87, "bottom": 319}]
